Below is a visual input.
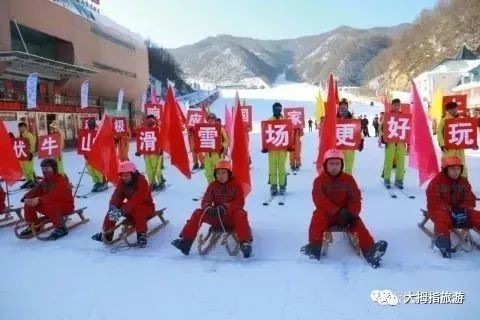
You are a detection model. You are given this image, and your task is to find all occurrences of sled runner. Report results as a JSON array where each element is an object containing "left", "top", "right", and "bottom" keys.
[
  {"left": 418, "top": 209, "right": 480, "bottom": 252},
  {"left": 13, "top": 207, "right": 89, "bottom": 240},
  {"left": 321, "top": 225, "right": 362, "bottom": 256},
  {"left": 0, "top": 207, "right": 23, "bottom": 228},
  {"left": 102, "top": 208, "right": 168, "bottom": 246},
  {"left": 197, "top": 225, "right": 240, "bottom": 256}
]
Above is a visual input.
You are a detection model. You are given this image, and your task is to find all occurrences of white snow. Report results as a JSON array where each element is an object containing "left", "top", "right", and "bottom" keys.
[{"left": 1, "top": 85, "right": 480, "bottom": 320}]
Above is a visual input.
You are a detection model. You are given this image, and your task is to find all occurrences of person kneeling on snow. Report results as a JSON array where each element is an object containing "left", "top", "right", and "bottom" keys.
[
  {"left": 301, "top": 149, "right": 388, "bottom": 268},
  {"left": 426, "top": 156, "right": 480, "bottom": 258},
  {"left": 172, "top": 160, "right": 253, "bottom": 258},
  {"left": 92, "top": 161, "right": 154, "bottom": 247},
  {"left": 20, "top": 159, "right": 74, "bottom": 240}
]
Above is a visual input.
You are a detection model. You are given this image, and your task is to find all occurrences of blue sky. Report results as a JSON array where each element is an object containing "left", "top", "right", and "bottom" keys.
[{"left": 101, "top": 0, "right": 437, "bottom": 48}]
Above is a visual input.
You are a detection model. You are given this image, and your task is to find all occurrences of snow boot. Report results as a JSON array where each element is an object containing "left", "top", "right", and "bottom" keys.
[
  {"left": 270, "top": 184, "right": 278, "bottom": 196},
  {"left": 300, "top": 242, "right": 322, "bottom": 260},
  {"left": 290, "top": 165, "right": 295, "bottom": 171},
  {"left": 137, "top": 233, "right": 147, "bottom": 248},
  {"left": 240, "top": 242, "right": 252, "bottom": 258},
  {"left": 150, "top": 183, "right": 158, "bottom": 191},
  {"left": 97, "top": 182, "right": 108, "bottom": 192},
  {"left": 19, "top": 227, "right": 34, "bottom": 237},
  {"left": 200, "top": 163, "right": 205, "bottom": 169},
  {"left": 171, "top": 238, "right": 193, "bottom": 255},
  {"left": 192, "top": 163, "right": 199, "bottom": 171},
  {"left": 91, "top": 232, "right": 113, "bottom": 242},
  {"left": 394, "top": 180, "right": 404, "bottom": 190},
  {"left": 435, "top": 235, "right": 453, "bottom": 258},
  {"left": 156, "top": 181, "right": 166, "bottom": 191},
  {"left": 48, "top": 227, "right": 69, "bottom": 240},
  {"left": 91, "top": 183, "right": 100, "bottom": 193},
  {"left": 364, "top": 240, "right": 388, "bottom": 268},
  {"left": 383, "top": 179, "right": 391, "bottom": 189},
  {"left": 279, "top": 185, "right": 286, "bottom": 196}
]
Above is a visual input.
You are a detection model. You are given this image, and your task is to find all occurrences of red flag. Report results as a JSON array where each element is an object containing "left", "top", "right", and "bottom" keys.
[
  {"left": 87, "top": 115, "right": 119, "bottom": 185},
  {"left": 409, "top": 81, "right": 439, "bottom": 186},
  {"left": 0, "top": 121, "right": 23, "bottom": 185},
  {"left": 232, "top": 92, "right": 251, "bottom": 196},
  {"left": 316, "top": 74, "right": 338, "bottom": 174},
  {"left": 334, "top": 80, "right": 340, "bottom": 104},
  {"left": 176, "top": 99, "right": 187, "bottom": 125},
  {"left": 159, "top": 86, "right": 191, "bottom": 179}
]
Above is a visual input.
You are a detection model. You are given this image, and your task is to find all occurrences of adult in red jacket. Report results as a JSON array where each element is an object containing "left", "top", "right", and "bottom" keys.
[
  {"left": 301, "top": 149, "right": 388, "bottom": 268},
  {"left": 92, "top": 161, "right": 155, "bottom": 247},
  {"left": 426, "top": 156, "right": 480, "bottom": 258},
  {"left": 0, "top": 185, "right": 6, "bottom": 214},
  {"left": 20, "top": 158, "right": 74, "bottom": 240},
  {"left": 172, "top": 160, "right": 253, "bottom": 258}
]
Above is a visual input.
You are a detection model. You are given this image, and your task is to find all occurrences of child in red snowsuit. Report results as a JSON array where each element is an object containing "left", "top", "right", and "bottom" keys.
[
  {"left": 301, "top": 149, "right": 388, "bottom": 268},
  {"left": 92, "top": 161, "right": 155, "bottom": 247},
  {"left": 20, "top": 158, "right": 74, "bottom": 240},
  {"left": 172, "top": 160, "right": 253, "bottom": 258},
  {"left": 426, "top": 156, "right": 480, "bottom": 258}
]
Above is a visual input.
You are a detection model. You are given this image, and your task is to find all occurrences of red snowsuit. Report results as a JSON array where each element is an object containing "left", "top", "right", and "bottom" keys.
[
  {"left": 180, "top": 177, "right": 252, "bottom": 243},
  {"left": 0, "top": 186, "right": 6, "bottom": 213},
  {"left": 426, "top": 171, "right": 480, "bottom": 237},
  {"left": 23, "top": 173, "right": 74, "bottom": 228},
  {"left": 103, "top": 172, "right": 155, "bottom": 234},
  {"left": 309, "top": 171, "right": 374, "bottom": 253}
]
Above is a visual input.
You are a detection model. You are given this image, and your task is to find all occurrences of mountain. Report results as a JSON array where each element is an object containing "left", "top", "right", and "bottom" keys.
[
  {"left": 365, "top": 0, "right": 480, "bottom": 91},
  {"left": 169, "top": 25, "right": 410, "bottom": 88}
]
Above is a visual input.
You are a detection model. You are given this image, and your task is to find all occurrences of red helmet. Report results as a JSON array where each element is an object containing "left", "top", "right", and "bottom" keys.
[
  {"left": 441, "top": 156, "right": 462, "bottom": 168},
  {"left": 215, "top": 160, "right": 232, "bottom": 172},
  {"left": 323, "top": 149, "right": 344, "bottom": 173},
  {"left": 118, "top": 161, "right": 137, "bottom": 174}
]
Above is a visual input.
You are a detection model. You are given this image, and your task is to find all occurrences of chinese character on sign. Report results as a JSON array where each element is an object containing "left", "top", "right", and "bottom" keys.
[
  {"left": 112, "top": 117, "right": 127, "bottom": 135},
  {"left": 284, "top": 107, "right": 305, "bottom": 129},
  {"left": 443, "top": 95, "right": 467, "bottom": 116},
  {"left": 266, "top": 124, "right": 289, "bottom": 147},
  {"left": 38, "top": 133, "right": 61, "bottom": 158},
  {"left": 77, "top": 129, "right": 96, "bottom": 155},
  {"left": 384, "top": 114, "right": 412, "bottom": 143},
  {"left": 140, "top": 131, "right": 157, "bottom": 152},
  {"left": 240, "top": 105, "right": 253, "bottom": 130},
  {"left": 147, "top": 106, "right": 161, "bottom": 119},
  {"left": 444, "top": 118, "right": 478, "bottom": 150},
  {"left": 261, "top": 119, "right": 293, "bottom": 151},
  {"left": 193, "top": 124, "right": 221, "bottom": 152},
  {"left": 336, "top": 119, "right": 361, "bottom": 150},
  {"left": 13, "top": 138, "right": 29, "bottom": 160},
  {"left": 187, "top": 110, "right": 205, "bottom": 127}
]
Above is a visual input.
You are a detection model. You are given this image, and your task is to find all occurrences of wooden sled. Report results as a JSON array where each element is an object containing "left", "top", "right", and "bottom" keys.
[
  {"left": 321, "top": 225, "right": 362, "bottom": 256},
  {"left": 418, "top": 209, "right": 480, "bottom": 252},
  {"left": 197, "top": 226, "right": 240, "bottom": 256},
  {"left": 13, "top": 207, "right": 89, "bottom": 240},
  {"left": 0, "top": 207, "right": 23, "bottom": 228},
  {"left": 102, "top": 208, "right": 168, "bottom": 247}
]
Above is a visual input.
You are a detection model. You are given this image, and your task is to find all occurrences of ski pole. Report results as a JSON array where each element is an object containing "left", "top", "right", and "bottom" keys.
[{"left": 73, "top": 163, "right": 87, "bottom": 198}]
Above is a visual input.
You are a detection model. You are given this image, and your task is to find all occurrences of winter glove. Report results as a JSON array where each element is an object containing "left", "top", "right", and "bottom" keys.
[
  {"left": 107, "top": 205, "right": 124, "bottom": 221},
  {"left": 440, "top": 146, "right": 447, "bottom": 152},
  {"left": 261, "top": 148, "right": 268, "bottom": 153},
  {"left": 358, "top": 139, "right": 364, "bottom": 152},
  {"left": 337, "top": 208, "right": 356, "bottom": 228},
  {"left": 28, "top": 153, "right": 34, "bottom": 161},
  {"left": 451, "top": 207, "right": 467, "bottom": 228},
  {"left": 135, "top": 152, "right": 141, "bottom": 157}
]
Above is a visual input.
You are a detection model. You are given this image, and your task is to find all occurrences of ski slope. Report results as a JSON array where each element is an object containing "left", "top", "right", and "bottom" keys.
[{"left": 1, "top": 85, "right": 480, "bottom": 320}]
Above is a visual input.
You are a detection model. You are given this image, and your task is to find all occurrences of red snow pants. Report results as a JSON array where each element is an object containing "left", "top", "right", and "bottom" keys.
[
  {"left": 24, "top": 202, "right": 74, "bottom": 228},
  {"left": 180, "top": 208, "right": 252, "bottom": 243},
  {"left": 309, "top": 209, "right": 374, "bottom": 253},
  {"left": 429, "top": 209, "right": 480, "bottom": 237},
  {"left": 103, "top": 205, "right": 154, "bottom": 234}
]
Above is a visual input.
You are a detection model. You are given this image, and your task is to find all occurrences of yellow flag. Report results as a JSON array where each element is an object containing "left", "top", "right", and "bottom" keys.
[
  {"left": 430, "top": 87, "right": 443, "bottom": 124},
  {"left": 314, "top": 90, "right": 325, "bottom": 122}
]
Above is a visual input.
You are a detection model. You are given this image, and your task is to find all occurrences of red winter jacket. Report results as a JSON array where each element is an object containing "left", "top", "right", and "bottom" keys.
[
  {"left": 201, "top": 177, "right": 245, "bottom": 214},
  {"left": 426, "top": 172, "right": 476, "bottom": 217},
  {"left": 0, "top": 186, "right": 6, "bottom": 213},
  {"left": 23, "top": 173, "right": 74, "bottom": 210},
  {"left": 110, "top": 172, "right": 154, "bottom": 215},
  {"left": 312, "top": 172, "right": 361, "bottom": 216}
]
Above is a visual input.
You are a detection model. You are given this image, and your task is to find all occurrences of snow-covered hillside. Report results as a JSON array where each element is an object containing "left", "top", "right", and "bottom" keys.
[{"left": 1, "top": 86, "right": 479, "bottom": 320}]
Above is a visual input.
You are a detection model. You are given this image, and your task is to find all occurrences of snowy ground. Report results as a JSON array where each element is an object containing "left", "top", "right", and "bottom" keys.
[{"left": 1, "top": 85, "right": 480, "bottom": 320}]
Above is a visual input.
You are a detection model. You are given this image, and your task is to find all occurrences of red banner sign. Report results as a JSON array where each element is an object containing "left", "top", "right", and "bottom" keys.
[
  {"left": 443, "top": 95, "right": 467, "bottom": 116},
  {"left": 261, "top": 119, "right": 293, "bottom": 151},
  {"left": 284, "top": 107, "right": 305, "bottom": 129},
  {"left": 38, "top": 133, "right": 61, "bottom": 159},
  {"left": 187, "top": 110, "right": 206, "bottom": 128},
  {"left": 112, "top": 117, "right": 128, "bottom": 136},
  {"left": 383, "top": 113, "right": 412, "bottom": 143},
  {"left": 145, "top": 103, "right": 163, "bottom": 120},
  {"left": 13, "top": 138, "right": 29, "bottom": 161},
  {"left": 136, "top": 128, "right": 161, "bottom": 155},
  {"left": 444, "top": 118, "right": 478, "bottom": 150},
  {"left": 240, "top": 105, "right": 253, "bottom": 131},
  {"left": 384, "top": 102, "right": 411, "bottom": 114},
  {"left": 336, "top": 119, "right": 362, "bottom": 150},
  {"left": 77, "top": 129, "right": 97, "bottom": 155},
  {"left": 193, "top": 124, "right": 221, "bottom": 153},
  {"left": 81, "top": 117, "right": 96, "bottom": 130}
]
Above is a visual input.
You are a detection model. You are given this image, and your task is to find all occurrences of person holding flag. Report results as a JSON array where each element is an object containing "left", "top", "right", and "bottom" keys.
[
  {"left": 85, "top": 118, "right": 107, "bottom": 193},
  {"left": 203, "top": 113, "right": 229, "bottom": 183},
  {"left": 381, "top": 98, "right": 407, "bottom": 189},
  {"left": 18, "top": 122, "right": 37, "bottom": 189},
  {"left": 337, "top": 98, "right": 364, "bottom": 175},
  {"left": 135, "top": 114, "right": 166, "bottom": 191}
]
